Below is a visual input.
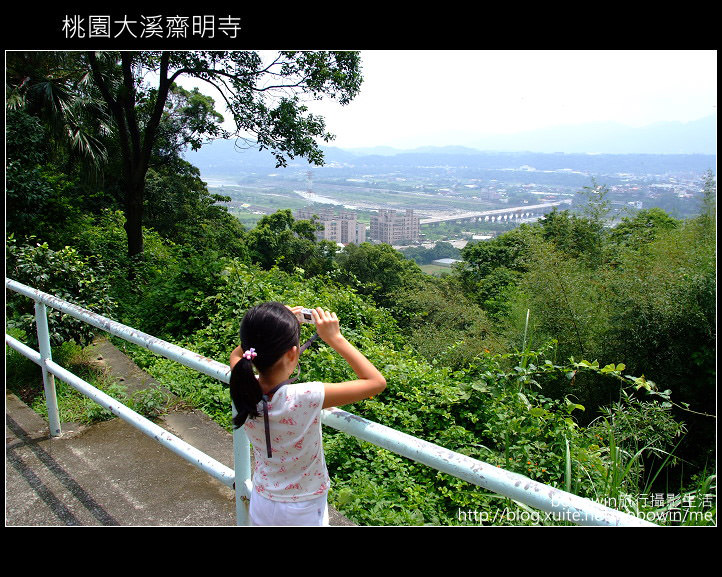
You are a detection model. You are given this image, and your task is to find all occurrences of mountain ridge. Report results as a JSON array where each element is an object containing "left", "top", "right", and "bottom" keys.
[
  {"left": 343, "top": 116, "right": 716, "bottom": 156},
  {"left": 183, "top": 116, "right": 716, "bottom": 176}
]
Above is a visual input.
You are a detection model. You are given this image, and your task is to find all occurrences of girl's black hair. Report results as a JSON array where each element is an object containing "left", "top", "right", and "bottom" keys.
[{"left": 229, "top": 302, "right": 300, "bottom": 429}]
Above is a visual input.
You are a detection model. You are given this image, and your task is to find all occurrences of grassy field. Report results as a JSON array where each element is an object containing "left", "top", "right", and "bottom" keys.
[{"left": 419, "top": 264, "right": 455, "bottom": 275}]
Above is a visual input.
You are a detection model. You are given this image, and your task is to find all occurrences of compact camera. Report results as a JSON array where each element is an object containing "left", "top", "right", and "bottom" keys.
[{"left": 296, "top": 308, "right": 316, "bottom": 324}]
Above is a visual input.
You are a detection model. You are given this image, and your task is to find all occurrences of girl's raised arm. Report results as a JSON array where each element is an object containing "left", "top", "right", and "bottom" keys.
[
  {"left": 229, "top": 345, "right": 244, "bottom": 370},
  {"left": 312, "top": 308, "right": 386, "bottom": 409}
]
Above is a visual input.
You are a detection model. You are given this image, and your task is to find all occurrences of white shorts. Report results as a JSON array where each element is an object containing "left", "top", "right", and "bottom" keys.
[{"left": 249, "top": 491, "right": 329, "bottom": 526}]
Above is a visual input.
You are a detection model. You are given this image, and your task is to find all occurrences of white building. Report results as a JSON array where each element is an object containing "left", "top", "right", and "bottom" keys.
[
  {"left": 370, "top": 209, "right": 420, "bottom": 244},
  {"left": 294, "top": 207, "right": 366, "bottom": 245}
]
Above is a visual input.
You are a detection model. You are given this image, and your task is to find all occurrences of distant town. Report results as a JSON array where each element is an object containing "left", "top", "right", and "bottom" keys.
[{"left": 188, "top": 142, "right": 715, "bottom": 257}]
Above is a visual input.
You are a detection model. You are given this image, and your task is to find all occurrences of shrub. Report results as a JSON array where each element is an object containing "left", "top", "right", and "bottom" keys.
[{"left": 6, "top": 236, "right": 116, "bottom": 347}]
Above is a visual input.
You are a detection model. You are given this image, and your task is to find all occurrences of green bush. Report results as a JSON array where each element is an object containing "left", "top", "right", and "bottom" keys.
[{"left": 6, "top": 236, "right": 116, "bottom": 347}]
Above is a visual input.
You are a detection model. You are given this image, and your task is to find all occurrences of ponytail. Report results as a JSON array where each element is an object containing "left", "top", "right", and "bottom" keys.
[
  {"left": 229, "top": 356, "right": 263, "bottom": 428},
  {"left": 230, "top": 301, "right": 301, "bottom": 430}
]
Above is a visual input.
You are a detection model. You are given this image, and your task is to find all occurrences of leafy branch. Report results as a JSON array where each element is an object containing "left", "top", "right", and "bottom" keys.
[{"left": 570, "top": 359, "right": 716, "bottom": 419}]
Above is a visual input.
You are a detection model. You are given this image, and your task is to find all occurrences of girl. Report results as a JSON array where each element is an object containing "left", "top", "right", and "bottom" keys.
[{"left": 229, "top": 302, "right": 386, "bottom": 526}]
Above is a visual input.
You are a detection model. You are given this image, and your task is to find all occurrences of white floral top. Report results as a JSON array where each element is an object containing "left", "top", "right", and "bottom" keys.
[{"left": 244, "top": 381, "right": 330, "bottom": 502}]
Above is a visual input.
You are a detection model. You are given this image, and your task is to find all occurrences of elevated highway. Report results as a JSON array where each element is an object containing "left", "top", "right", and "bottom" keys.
[{"left": 420, "top": 200, "right": 571, "bottom": 226}]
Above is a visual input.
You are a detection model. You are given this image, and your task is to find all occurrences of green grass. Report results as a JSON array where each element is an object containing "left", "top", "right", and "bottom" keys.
[{"left": 419, "top": 264, "right": 453, "bottom": 276}]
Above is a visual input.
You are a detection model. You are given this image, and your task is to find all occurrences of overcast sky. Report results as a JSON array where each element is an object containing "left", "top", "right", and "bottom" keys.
[{"left": 304, "top": 50, "right": 717, "bottom": 149}]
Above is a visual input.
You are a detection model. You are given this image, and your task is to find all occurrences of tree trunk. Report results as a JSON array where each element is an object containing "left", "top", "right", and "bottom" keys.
[
  {"left": 87, "top": 51, "right": 167, "bottom": 263},
  {"left": 124, "top": 180, "right": 145, "bottom": 259}
]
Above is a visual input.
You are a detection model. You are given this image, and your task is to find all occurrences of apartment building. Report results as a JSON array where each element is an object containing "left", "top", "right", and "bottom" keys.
[
  {"left": 294, "top": 207, "right": 366, "bottom": 245},
  {"left": 369, "top": 209, "right": 420, "bottom": 244}
]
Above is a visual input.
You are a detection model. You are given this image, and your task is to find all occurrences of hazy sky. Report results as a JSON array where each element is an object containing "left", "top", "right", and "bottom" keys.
[
  {"left": 304, "top": 50, "right": 717, "bottom": 149},
  {"left": 180, "top": 49, "right": 716, "bottom": 151}
]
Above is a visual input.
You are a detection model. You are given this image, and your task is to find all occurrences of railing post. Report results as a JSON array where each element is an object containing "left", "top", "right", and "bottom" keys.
[
  {"left": 232, "top": 402, "right": 252, "bottom": 526},
  {"left": 34, "top": 301, "right": 62, "bottom": 437}
]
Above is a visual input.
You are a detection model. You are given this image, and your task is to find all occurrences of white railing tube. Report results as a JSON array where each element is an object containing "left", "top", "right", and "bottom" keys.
[
  {"left": 321, "top": 407, "right": 656, "bottom": 526},
  {"left": 49, "top": 357, "right": 238, "bottom": 489},
  {"left": 5, "top": 333, "right": 237, "bottom": 490},
  {"left": 6, "top": 278, "right": 231, "bottom": 384}
]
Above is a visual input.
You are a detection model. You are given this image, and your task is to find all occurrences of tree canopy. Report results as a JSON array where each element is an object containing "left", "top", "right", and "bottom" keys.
[{"left": 6, "top": 50, "right": 363, "bottom": 259}]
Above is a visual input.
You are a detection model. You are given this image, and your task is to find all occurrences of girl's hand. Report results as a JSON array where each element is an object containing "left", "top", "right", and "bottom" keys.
[
  {"left": 312, "top": 308, "right": 342, "bottom": 345},
  {"left": 314, "top": 306, "right": 387, "bottom": 408},
  {"left": 285, "top": 305, "right": 303, "bottom": 317}
]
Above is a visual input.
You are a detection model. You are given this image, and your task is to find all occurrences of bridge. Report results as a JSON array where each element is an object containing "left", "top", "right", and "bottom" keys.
[{"left": 420, "top": 200, "right": 572, "bottom": 226}]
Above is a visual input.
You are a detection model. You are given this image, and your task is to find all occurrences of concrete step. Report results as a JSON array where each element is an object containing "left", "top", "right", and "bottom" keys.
[{"left": 6, "top": 391, "right": 237, "bottom": 525}]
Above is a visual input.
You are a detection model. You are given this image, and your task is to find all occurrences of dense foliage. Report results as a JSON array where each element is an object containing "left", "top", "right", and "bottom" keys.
[{"left": 5, "top": 53, "right": 716, "bottom": 525}]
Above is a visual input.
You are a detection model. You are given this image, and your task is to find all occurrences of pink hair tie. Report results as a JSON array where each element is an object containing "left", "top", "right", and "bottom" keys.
[{"left": 242, "top": 348, "right": 257, "bottom": 361}]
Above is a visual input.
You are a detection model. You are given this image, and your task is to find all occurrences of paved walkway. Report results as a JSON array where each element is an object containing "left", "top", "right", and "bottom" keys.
[{"left": 5, "top": 338, "right": 354, "bottom": 527}]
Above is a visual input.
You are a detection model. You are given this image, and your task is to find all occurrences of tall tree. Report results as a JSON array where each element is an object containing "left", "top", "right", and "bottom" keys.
[
  {"left": 6, "top": 51, "right": 110, "bottom": 173},
  {"left": 6, "top": 53, "right": 113, "bottom": 242},
  {"left": 84, "top": 51, "right": 362, "bottom": 259}
]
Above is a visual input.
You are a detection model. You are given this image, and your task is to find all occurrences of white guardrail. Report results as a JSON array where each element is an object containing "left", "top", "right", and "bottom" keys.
[{"left": 5, "top": 278, "right": 656, "bottom": 526}]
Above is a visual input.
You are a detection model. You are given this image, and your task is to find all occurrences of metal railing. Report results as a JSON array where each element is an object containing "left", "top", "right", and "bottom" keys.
[{"left": 5, "top": 278, "right": 656, "bottom": 526}]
